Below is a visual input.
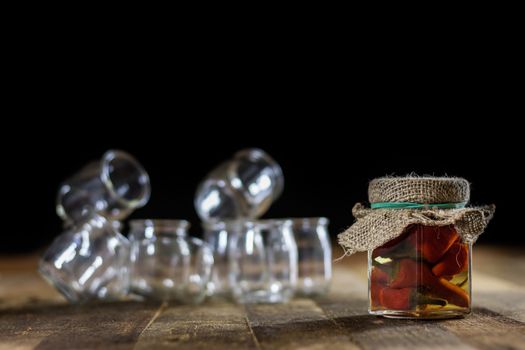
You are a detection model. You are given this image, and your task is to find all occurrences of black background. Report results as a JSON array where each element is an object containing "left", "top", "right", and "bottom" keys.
[
  {"left": 2, "top": 39, "right": 521, "bottom": 252},
  {"left": 2, "top": 115, "right": 520, "bottom": 253}
]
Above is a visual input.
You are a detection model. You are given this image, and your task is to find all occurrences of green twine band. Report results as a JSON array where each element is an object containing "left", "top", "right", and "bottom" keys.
[{"left": 370, "top": 202, "right": 467, "bottom": 209}]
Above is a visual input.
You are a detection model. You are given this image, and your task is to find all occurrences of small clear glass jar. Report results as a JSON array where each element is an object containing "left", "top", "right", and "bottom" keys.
[
  {"left": 194, "top": 148, "right": 284, "bottom": 222},
  {"left": 229, "top": 219, "right": 297, "bottom": 304},
  {"left": 369, "top": 224, "right": 471, "bottom": 319},
  {"left": 290, "top": 217, "right": 332, "bottom": 296},
  {"left": 202, "top": 220, "right": 240, "bottom": 297},
  {"left": 128, "top": 220, "right": 214, "bottom": 303},
  {"left": 56, "top": 150, "right": 151, "bottom": 224},
  {"left": 39, "top": 214, "right": 130, "bottom": 303}
]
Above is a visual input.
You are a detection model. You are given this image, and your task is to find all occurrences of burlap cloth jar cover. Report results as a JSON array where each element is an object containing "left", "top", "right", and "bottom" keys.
[{"left": 338, "top": 177, "right": 495, "bottom": 256}]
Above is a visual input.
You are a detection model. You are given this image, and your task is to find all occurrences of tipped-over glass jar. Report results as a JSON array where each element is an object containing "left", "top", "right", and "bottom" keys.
[
  {"left": 56, "top": 150, "right": 151, "bottom": 225},
  {"left": 128, "top": 220, "right": 214, "bottom": 304},
  {"left": 194, "top": 148, "right": 284, "bottom": 222},
  {"left": 39, "top": 214, "right": 130, "bottom": 303},
  {"left": 229, "top": 219, "right": 297, "bottom": 304},
  {"left": 369, "top": 225, "right": 471, "bottom": 319}
]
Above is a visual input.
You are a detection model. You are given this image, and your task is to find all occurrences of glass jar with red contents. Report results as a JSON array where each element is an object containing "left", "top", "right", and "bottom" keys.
[
  {"left": 338, "top": 177, "right": 495, "bottom": 319},
  {"left": 369, "top": 224, "right": 471, "bottom": 318}
]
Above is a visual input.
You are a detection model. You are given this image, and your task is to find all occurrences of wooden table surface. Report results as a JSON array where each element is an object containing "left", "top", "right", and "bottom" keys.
[{"left": 1, "top": 245, "right": 524, "bottom": 350}]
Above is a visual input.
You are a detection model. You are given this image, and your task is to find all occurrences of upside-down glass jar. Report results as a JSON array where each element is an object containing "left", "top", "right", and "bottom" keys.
[{"left": 337, "top": 177, "right": 495, "bottom": 319}]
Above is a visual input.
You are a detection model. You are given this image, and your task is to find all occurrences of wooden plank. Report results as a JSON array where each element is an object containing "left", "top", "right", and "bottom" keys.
[
  {"left": 443, "top": 307, "right": 525, "bottom": 350},
  {"left": 474, "top": 290, "right": 525, "bottom": 323},
  {"left": 320, "top": 251, "right": 471, "bottom": 350},
  {"left": 0, "top": 256, "right": 64, "bottom": 311},
  {"left": 134, "top": 301, "right": 259, "bottom": 350},
  {"left": 320, "top": 246, "right": 525, "bottom": 350},
  {"left": 36, "top": 302, "right": 161, "bottom": 350},
  {"left": 316, "top": 296, "right": 475, "bottom": 350},
  {"left": 1, "top": 246, "right": 525, "bottom": 350},
  {"left": 0, "top": 302, "right": 162, "bottom": 350},
  {"left": 244, "top": 298, "right": 359, "bottom": 350}
]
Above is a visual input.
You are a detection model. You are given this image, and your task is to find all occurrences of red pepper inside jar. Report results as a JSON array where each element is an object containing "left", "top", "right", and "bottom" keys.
[{"left": 338, "top": 177, "right": 495, "bottom": 319}]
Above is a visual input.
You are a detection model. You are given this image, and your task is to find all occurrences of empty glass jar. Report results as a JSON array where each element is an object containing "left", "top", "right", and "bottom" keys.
[
  {"left": 128, "top": 220, "right": 214, "bottom": 303},
  {"left": 290, "top": 217, "right": 332, "bottom": 296},
  {"left": 194, "top": 148, "right": 284, "bottom": 222},
  {"left": 39, "top": 214, "right": 130, "bottom": 303},
  {"left": 229, "top": 219, "right": 298, "bottom": 304},
  {"left": 56, "top": 150, "right": 151, "bottom": 224},
  {"left": 202, "top": 220, "right": 240, "bottom": 296}
]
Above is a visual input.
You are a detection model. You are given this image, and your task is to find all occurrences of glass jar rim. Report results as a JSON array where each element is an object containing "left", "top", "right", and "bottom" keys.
[
  {"left": 246, "top": 217, "right": 328, "bottom": 227},
  {"left": 243, "top": 218, "right": 293, "bottom": 229},
  {"left": 202, "top": 218, "right": 292, "bottom": 230},
  {"left": 129, "top": 219, "right": 190, "bottom": 233},
  {"left": 284, "top": 217, "right": 329, "bottom": 227},
  {"left": 101, "top": 149, "right": 151, "bottom": 209},
  {"left": 201, "top": 219, "right": 244, "bottom": 230}
]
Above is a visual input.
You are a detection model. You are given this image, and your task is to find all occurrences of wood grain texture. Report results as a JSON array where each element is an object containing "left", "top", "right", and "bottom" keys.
[
  {"left": 1, "top": 245, "right": 524, "bottom": 350},
  {"left": 245, "top": 298, "right": 358, "bottom": 350},
  {"left": 0, "top": 302, "right": 161, "bottom": 350},
  {"left": 134, "top": 301, "right": 258, "bottom": 350},
  {"left": 443, "top": 307, "right": 525, "bottom": 350}
]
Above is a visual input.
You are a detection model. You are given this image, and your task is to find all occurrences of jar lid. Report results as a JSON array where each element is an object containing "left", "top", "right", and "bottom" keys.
[
  {"left": 368, "top": 177, "right": 470, "bottom": 205},
  {"left": 337, "top": 176, "right": 494, "bottom": 257}
]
